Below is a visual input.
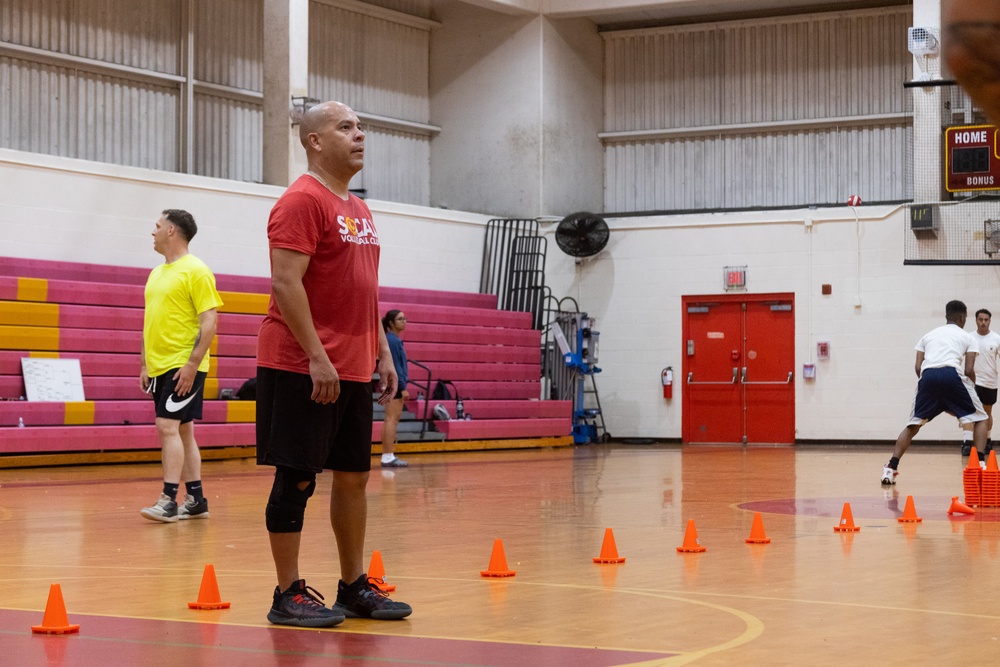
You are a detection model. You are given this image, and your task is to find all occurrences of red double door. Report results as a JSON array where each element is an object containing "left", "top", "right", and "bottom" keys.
[{"left": 682, "top": 293, "right": 795, "bottom": 444}]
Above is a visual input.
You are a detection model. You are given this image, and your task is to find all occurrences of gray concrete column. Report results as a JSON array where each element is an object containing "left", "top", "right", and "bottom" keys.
[{"left": 263, "top": 0, "right": 310, "bottom": 187}]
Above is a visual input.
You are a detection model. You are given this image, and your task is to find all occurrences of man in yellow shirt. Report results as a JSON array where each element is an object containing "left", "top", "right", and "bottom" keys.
[{"left": 140, "top": 209, "right": 223, "bottom": 522}]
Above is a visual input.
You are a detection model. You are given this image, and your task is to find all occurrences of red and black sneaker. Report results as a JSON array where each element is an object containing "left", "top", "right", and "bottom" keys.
[{"left": 266, "top": 580, "right": 345, "bottom": 627}]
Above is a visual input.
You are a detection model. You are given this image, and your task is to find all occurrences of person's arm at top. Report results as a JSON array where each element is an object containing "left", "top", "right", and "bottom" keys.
[
  {"left": 375, "top": 325, "right": 398, "bottom": 406},
  {"left": 270, "top": 247, "right": 339, "bottom": 404},
  {"left": 173, "top": 307, "right": 218, "bottom": 396}
]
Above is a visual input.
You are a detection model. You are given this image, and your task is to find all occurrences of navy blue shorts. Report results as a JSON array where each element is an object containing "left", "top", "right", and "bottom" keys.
[
  {"left": 908, "top": 367, "right": 986, "bottom": 425},
  {"left": 255, "top": 367, "right": 373, "bottom": 473}
]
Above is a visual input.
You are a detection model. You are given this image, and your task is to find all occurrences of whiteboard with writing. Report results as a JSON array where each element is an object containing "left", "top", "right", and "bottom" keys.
[{"left": 21, "top": 358, "right": 86, "bottom": 402}]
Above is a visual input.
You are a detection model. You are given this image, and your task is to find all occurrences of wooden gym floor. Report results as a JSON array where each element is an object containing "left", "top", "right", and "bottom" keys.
[{"left": 1, "top": 443, "right": 998, "bottom": 666}]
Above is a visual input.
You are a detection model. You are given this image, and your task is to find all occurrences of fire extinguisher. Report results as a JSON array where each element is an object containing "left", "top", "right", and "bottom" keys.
[{"left": 661, "top": 367, "right": 673, "bottom": 399}]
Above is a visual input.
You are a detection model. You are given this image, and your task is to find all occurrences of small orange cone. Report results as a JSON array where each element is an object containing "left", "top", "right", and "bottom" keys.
[
  {"left": 967, "top": 447, "right": 982, "bottom": 469},
  {"left": 745, "top": 512, "right": 771, "bottom": 544},
  {"left": 833, "top": 502, "right": 860, "bottom": 532},
  {"left": 897, "top": 495, "right": 922, "bottom": 523},
  {"left": 187, "top": 564, "right": 231, "bottom": 610},
  {"left": 989, "top": 451, "right": 1000, "bottom": 471},
  {"left": 480, "top": 539, "right": 516, "bottom": 577},
  {"left": 31, "top": 584, "right": 80, "bottom": 634},
  {"left": 593, "top": 527, "right": 626, "bottom": 563},
  {"left": 676, "top": 519, "right": 707, "bottom": 553},
  {"left": 948, "top": 495, "right": 975, "bottom": 515},
  {"left": 368, "top": 550, "right": 396, "bottom": 592}
]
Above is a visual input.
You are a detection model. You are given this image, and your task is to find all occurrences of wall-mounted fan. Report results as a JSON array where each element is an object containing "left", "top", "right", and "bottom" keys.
[{"left": 554, "top": 212, "right": 609, "bottom": 258}]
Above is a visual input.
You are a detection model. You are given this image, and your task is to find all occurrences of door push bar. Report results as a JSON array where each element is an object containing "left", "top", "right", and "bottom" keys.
[
  {"left": 687, "top": 368, "right": 739, "bottom": 385},
  {"left": 741, "top": 367, "right": 794, "bottom": 385}
]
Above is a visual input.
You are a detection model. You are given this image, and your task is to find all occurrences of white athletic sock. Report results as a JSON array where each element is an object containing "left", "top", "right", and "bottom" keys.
[
  {"left": 381, "top": 453, "right": 396, "bottom": 464},
  {"left": 963, "top": 431, "right": 973, "bottom": 442}
]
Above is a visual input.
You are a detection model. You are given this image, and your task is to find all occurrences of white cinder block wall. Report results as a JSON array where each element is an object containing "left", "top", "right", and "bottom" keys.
[
  {"left": 542, "top": 207, "right": 1000, "bottom": 443},
  {"left": 0, "top": 149, "right": 489, "bottom": 292}
]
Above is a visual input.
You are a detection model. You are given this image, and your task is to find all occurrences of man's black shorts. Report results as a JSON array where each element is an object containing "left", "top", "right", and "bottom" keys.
[
  {"left": 976, "top": 384, "right": 999, "bottom": 407},
  {"left": 255, "top": 366, "right": 373, "bottom": 473},
  {"left": 149, "top": 369, "right": 207, "bottom": 424}
]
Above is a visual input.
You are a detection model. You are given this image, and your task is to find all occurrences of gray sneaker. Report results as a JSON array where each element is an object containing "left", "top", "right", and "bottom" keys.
[
  {"left": 178, "top": 494, "right": 209, "bottom": 520},
  {"left": 332, "top": 574, "right": 412, "bottom": 620},
  {"left": 140, "top": 493, "right": 179, "bottom": 522}
]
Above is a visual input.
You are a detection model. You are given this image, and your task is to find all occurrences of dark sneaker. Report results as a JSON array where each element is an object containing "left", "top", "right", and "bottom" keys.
[
  {"left": 140, "top": 493, "right": 179, "bottom": 523},
  {"left": 333, "top": 574, "right": 412, "bottom": 620},
  {"left": 267, "top": 580, "right": 345, "bottom": 627},
  {"left": 962, "top": 443, "right": 973, "bottom": 458},
  {"left": 178, "top": 494, "right": 210, "bottom": 520}
]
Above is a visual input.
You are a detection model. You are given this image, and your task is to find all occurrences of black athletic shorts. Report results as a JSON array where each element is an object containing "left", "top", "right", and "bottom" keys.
[
  {"left": 149, "top": 369, "right": 207, "bottom": 424},
  {"left": 976, "top": 385, "right": 999, "bottom": 407},
  {"left": 255, "top": 366, "right": 373, "bottom": 473}
]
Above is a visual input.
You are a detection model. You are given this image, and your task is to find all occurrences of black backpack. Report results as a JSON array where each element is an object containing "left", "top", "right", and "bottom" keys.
[
  {"left": 236, "top": 377, "right": 257, "bottom": 400},
  {"left": 432, "top": 380, "right": 457, "bottom": 400}
]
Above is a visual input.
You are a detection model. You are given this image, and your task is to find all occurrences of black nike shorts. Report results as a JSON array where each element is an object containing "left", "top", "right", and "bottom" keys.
[
  {"left": 149, "top": 369, "right": 207, "bottom": 424},
  {"left": 255, "top": 366, "right": 373, "bottom": 473}
]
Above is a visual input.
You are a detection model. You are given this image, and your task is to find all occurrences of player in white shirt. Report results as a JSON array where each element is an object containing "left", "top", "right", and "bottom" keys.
[
  {"left": 962, "top": 308, "right": 1000, "bottom": 457},
  {"left": 882, "top": 300, "right": 988, "bottom": 485}
]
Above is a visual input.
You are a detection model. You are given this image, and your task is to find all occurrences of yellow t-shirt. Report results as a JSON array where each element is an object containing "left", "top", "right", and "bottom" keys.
[{"left": 143, "top": 254, "right": 224, "bottom": 377}]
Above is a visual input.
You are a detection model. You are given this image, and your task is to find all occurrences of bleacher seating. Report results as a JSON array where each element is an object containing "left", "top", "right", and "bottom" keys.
[{"left": 0, "top": 257, "right": 572, "bottom": 464}]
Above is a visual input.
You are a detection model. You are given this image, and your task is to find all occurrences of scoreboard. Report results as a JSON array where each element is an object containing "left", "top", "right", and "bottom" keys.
[{"left": 946, "top": 125, "right": 1000, "bottom": 193}]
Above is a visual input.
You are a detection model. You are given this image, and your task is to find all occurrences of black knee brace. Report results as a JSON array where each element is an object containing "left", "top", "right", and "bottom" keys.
[{"left": 265, "top": 467, "right": 317, "bottom": 533}]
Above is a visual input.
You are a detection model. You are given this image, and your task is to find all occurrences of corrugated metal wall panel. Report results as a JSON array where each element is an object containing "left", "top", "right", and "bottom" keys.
[
  {"left": 194, "top": 0, "right": 262, "bottom": 90},
  {"left": 309, "top": 1, "right": 431, "bottom": 204},
  {"left": 1, "top": 0, "right": 181, "bottom": 75},
  {"left": 350, "top": 127, "right": 430, "bottom": 206},
  {"left": 604, "top": 124, "right": 911, "bottom": 213},
  {"left": 309, "top": 2, "right": 430, "bottom": 121},
  {"left": 193, "top": 93, "right": 262, "bottom": 183},
  {"left": 603, "top": 7, "right": 913, "bottom": 210},
  {"left": 0, "top": 55, "right": 178, "bottom": 171}
]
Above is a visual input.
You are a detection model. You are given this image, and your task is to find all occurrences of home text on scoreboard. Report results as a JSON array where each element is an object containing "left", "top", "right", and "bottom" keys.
[{"left": 946, "top": 125, "right": 1000, "bottom": 193}]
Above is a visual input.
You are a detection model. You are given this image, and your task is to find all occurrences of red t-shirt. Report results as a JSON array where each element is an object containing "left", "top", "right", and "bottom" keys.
[{"left": 257, "top": 174, "right": 381, "bottom": 382}]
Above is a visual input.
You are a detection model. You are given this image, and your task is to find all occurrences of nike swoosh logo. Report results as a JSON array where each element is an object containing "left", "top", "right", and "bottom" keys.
[{"left": 164, "top": 393, "right": 197, "bottom": 412}]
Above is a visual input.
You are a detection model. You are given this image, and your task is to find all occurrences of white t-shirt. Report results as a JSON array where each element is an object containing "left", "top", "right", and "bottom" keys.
[
  {"left": 915, "top": 323, "right": 977, "bottom": 373},
  {"left": 973, "top": 330, "right": 1000, "bottom": 389}
]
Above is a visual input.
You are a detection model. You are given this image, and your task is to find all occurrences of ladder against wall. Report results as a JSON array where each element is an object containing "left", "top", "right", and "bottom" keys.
[{"left": 0, "top": 257, "right": 573, "bottom": 467}]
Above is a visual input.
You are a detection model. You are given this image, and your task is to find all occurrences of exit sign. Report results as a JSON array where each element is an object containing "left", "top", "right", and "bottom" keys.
[
  {"left": 724, "top": 266, "right": 747, "bottom": 291},
  {"left": 946, "top": 125, "right": 1000, "bottom": 193}
]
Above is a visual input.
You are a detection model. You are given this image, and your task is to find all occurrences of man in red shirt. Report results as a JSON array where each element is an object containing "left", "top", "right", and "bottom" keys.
[
  {"left": 257, "top": 101, "right": 411, "bottom": 626},
  {"left": 944, "top": 0, "right": 1000, "bottom": 126}
]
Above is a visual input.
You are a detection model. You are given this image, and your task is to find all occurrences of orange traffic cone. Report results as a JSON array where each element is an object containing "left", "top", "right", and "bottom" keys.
[
  {"left": 480, "top": 539, "right": 516, "bottom": 577},
  {"left": 989, "top": 451, "right": 1000, "bottom": 471},
  {"left": 188, "top": 564, "right": 231, "bottom": 610},
  {"left": 967, "top": 447, "right": 982, "bottom": 469},
  {"left": 31, "top": 583, "right": 80, "bottom": 634},
  {"left": 593, "top": 527, "right": 626, "bottom": 563},
  {"left": 948, "top": 495, "right": 975, "bottom": 515},
  {"left": 368, "top": 550, "right": 396, "bottom": 592},
  {"left": 745, "top": 512, "right": 771, "bottom": 544},
  {"left": 676, "top": 519, "right": 707, "bottom": 553},
  {"left": 833, "top": 502, "right": 860, "bottom": 532},
  {"left": 897, "top": 495, "right": 922, "bottom": 523}
]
